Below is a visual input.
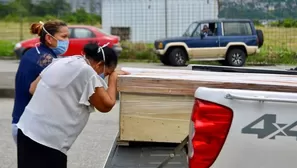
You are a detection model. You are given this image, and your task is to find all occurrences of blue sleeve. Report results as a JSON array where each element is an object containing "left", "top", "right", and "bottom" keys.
[
  {"left": 12, "top": 48, "right": 57, "bottom": 123},
  {"left": 17, "top": 50, "right": 55, "bottom": 89}
]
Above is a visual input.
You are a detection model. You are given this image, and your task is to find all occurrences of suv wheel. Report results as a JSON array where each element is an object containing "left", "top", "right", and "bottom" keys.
[
  {"left": 226, "top": 48, "right": 246, "bottom": 67},
  {"left": 168, "top": 48, "right": 187, "bottom": 66}
]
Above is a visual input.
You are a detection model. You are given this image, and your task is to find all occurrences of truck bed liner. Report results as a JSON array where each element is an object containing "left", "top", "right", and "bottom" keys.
[{"left": 104, "top": 139, "right": 187, "bottom": 168}]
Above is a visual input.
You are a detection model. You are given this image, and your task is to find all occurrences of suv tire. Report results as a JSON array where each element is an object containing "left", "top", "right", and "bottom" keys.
[
  {"left": 256, "top": 29, "right": 264, "bottom": 48},
  {"left": 168, "top": 48, "right": 187, "bottom": 66},
  {"left": 226, "top": 48, "right": 246, "bottom": 67}
]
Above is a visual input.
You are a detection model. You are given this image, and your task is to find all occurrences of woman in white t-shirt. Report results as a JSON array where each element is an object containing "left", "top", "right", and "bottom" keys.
[{"left": 16, "top": 42, "right": 128, "bottom": 168}]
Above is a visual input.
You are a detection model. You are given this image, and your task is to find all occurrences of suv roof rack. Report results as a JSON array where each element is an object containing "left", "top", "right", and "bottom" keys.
[{"left": 191, "top": 65, "right": 297, "bottom": 75}]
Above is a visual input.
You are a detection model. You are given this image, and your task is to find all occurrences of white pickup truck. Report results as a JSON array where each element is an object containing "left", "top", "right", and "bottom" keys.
[
  {"left": 105, "top": 65, "right": 297, "bottom": 168},
  {"left": 189, "top": 87, "right": 297, "bottom": 168}
]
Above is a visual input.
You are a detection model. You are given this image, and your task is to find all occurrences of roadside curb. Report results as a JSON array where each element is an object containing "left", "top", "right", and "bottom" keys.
[
  {"left": 0, "top": 88, "right": 15, "bottom": 98},
  {"left": 0, "top": 88, "right": 120, "bottom": 100},
  {"left": 246, "top": 63, "right": 276, "bottom": 66},
  {"left": 0, "top": 57, "right": 18, "bottom": 60}
]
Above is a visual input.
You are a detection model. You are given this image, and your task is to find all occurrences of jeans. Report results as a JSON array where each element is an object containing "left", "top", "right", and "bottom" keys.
[{"left": 12, "top": 123, "right": 18, "bottom": 144}]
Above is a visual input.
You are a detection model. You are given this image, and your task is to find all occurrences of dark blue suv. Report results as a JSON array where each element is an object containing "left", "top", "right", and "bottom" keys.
[{"left": 154, "top": 19, "right": 264, "bottom": 66}]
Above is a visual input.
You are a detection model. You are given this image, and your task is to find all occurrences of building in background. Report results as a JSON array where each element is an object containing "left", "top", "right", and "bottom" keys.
[{"left": 101, "top": 0, "right": 219, "bottom": 43}]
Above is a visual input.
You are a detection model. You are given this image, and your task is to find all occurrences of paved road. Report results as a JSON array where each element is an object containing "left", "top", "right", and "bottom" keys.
[
  {"left": 0, "top": 60, "right": 295, "bottom": 90},
  {"left": 0, "top": 98, "right": 119, "bottom": 168}
]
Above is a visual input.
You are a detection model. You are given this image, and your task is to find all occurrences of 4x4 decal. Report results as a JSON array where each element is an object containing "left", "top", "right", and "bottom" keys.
[{"left": 242, "top": 114, "right": 297, "bottom": 140}]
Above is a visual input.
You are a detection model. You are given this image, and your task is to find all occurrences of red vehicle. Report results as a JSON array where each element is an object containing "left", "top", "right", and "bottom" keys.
[{"left": 14, "top": 25, "right": 122, "bottom": 58}]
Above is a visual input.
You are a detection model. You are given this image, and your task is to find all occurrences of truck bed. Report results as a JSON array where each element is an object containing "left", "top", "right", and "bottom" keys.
[
  {"left": 104, "top": 137, "right": 188, "bottom": 168},
  {"left": 108, "top": 65, "right": 297, "bottom": 168},
  {"left": 191, "top": 64, "right": 297, "bottom": 75}
]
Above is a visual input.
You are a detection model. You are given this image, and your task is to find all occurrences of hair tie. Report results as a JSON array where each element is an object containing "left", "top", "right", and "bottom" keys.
[
  {"left": 97, "top": 42, "right": 110, "bottom": 62},
  {"left": 38, "top": 21, "right": 45, "bottom": 35}
]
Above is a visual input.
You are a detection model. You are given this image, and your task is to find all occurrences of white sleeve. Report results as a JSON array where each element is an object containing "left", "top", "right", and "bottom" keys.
[{"left": 79, "top": 74, "right": 103, "bottom": 106}]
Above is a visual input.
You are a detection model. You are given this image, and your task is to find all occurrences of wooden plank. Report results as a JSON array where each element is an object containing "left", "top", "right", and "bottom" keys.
[
  {"left": 118, "top": 67, "right": 297, "bottom": 95},
  {"left": 119, "top": 93, "right": 193, "bottom": 143}
]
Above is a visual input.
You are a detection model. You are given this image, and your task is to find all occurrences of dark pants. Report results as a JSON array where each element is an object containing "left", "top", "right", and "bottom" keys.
[{"left": 17, "top": 129, "right": 67, "bottom": 168}]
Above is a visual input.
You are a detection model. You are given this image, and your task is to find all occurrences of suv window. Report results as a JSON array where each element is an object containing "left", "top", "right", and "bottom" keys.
[
  {"left": 183, "top": 22, "right": 199, "bottom": 37},
  {"left": 223, "top": 22, "right": 252, "bottom": 36},
  {"left": 73, "top": 28, "right": 95, "bottom": 38},
  {"left": 193, "top": 22, "right": 218, "bottom": 37}
]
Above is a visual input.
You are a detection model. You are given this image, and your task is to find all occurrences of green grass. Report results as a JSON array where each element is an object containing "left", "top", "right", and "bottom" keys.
[
  {"left": 258, "top": 26, "right": 297, "bottom": 51},
  {"left": 1, "top": 21, "right": 297, "bottom": 65},
  {"left": 0, "top": 21, "right": 102, "bottom": 42},
  {"left": 246, "top": 26, "right": 297, "bottom": 65},
  {"left": 0, "top": 40, "right": 15, "bottom": 57},
  {"left": 0, "top": 22, "right": 36, "bottom": 42}
]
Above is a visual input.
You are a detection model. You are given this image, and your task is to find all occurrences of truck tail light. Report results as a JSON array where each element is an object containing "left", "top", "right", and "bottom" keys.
[{"left": 188, "top": 99, "right": 233, "bottom": 168}]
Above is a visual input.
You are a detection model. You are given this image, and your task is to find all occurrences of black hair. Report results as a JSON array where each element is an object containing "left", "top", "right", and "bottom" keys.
[{"left": 83, "top": 42, "right": 118, "bottom": 68}]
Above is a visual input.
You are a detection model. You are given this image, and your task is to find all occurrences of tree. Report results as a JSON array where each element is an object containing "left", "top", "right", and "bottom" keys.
[
  {"left": 218, "top": 0, "right": 297, "bottom": 20},
  {"left": 8, "top": 0, "right": 29, "bottom": 17},
  {"left": 31, "top": 0, "right": 71, "bottom": 17}
]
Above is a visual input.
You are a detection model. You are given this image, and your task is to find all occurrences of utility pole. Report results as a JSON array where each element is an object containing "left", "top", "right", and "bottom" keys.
[
  {"left": 217, "top": 0, "right": 220, "bottom": 12},
  {"left": 90, "top": 0, "right": 96, "bottom": 14},
  {"left": 97, "top": 1, "right": 101, "bottom": 16},
  {"left": 19, "top": 0, "right": 24, "bottom": 41},
  {"left": 164, "top": 0, "right": 168, "bottom": 38},
  {"left": 90, "top": 0, "right": 96, "bottom": 25}
]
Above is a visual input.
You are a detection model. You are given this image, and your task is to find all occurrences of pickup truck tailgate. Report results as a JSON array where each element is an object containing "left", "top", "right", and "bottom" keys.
[{"left": 194, "top": 87, "right": 297, "bottom": 168}]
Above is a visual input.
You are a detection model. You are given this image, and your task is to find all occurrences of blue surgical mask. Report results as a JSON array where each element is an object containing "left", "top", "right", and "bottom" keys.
[
  {"left": 98, "top": 63, "right": 106, "bottom": 79},
  {"left": 99, "top": 73, "right": 105, "bottom": 79},
  {"left": 52, "top": 40, "right": 69, "bottom": 56},
  {"left": 41, "top": 25, "right": 69, "bottom": 56}
]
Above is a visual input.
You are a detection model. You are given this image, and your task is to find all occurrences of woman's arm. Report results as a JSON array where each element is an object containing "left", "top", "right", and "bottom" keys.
[
  {"left": 29, "top": 75, "right": 41, "bottom": 95},
  {"left": 89, "top": 72, "right": 118, "bottom": 112}
]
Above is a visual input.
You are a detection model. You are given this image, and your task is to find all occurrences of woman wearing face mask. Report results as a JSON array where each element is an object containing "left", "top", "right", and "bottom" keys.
[
  {"left": 16, "top": 42, "right": 128, "bottom": 168},
  {"left": 11, "top": 20, "right": 69, "bottom": 144}
]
